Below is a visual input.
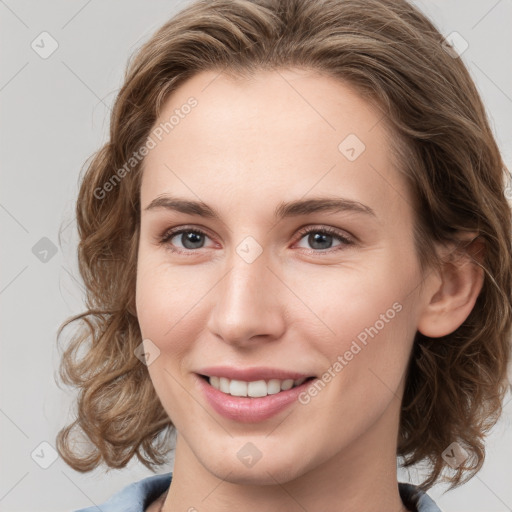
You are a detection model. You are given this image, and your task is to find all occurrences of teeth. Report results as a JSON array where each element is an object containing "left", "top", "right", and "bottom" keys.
[{"left": 208, "top": 376, "right": 308, "bottom": 397}]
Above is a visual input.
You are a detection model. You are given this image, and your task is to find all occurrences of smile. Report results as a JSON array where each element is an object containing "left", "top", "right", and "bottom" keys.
[{"left": 196, "top": 374, "right": 317, "bottom": 423}]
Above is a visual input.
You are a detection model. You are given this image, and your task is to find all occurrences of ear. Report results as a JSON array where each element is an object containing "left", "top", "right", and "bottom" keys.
[{"left": 417, "top": 234, "right": 485, "bottom": 338}]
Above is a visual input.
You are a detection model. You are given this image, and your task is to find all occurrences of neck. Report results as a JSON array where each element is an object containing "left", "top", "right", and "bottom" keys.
[{"left": 159, "top": 400, "right": 408, "bottom": 512}]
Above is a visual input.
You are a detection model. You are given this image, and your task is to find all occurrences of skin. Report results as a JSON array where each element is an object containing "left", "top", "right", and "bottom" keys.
[{"left": 136, "top": 68, "right": 483, "bottom": 512}]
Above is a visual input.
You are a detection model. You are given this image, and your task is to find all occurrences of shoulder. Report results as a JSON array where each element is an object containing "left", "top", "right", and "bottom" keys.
[
  {"left": 399, "top": 482, "right": 443, "bottom": 512},
  {"left": 73, "top": 472, "right": 173, "bottom": 512}
]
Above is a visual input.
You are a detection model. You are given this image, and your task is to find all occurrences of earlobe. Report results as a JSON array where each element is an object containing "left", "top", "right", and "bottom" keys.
[{"left": 417, "top": 236, "right": 485, "bottom": 338}]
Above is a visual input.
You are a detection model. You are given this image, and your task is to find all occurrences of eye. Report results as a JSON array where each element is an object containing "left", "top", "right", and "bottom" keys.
[
  {"left": 294, "top": 226, "right": 354, "bottom": 252},
  {"left": 158, "top": 225, "right": 354, "bottom": 254},
  {"left": 158, "top": 227, "right": 215, "bottom": 254}
]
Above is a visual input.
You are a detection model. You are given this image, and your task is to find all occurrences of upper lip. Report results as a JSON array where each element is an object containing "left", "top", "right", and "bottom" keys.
[{"left": 197, "top": 366, "right": 315, "bottom": 381}]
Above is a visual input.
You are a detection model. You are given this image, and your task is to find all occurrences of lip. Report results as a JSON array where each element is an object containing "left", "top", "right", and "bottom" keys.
[
  {"left": 195, "top": 373, "right": 317, "bottom": 423},
  {"left": 196, "top": 365, "right": 314, "bottom": 381}
]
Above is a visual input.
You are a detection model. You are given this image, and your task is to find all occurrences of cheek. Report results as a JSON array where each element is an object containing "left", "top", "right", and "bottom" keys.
[
  {"left": 296, "top": 261, "right": 415, "bottom": 352},
  {"left": 135, "top": 257, "right": 210, "bottom": 360},
  {"left": 135, "top": 261, "right": 202, "bottom": 424},
  {"left": 294, "top": 253, "right": 420, "bottom": 408},
  {"left": 299, "top": 282, "right": 415, "bottom": 437}
]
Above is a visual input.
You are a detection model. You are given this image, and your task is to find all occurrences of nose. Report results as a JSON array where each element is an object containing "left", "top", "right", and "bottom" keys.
[{"left": 206, "top": 248, "right": 286, "bottom": 347}]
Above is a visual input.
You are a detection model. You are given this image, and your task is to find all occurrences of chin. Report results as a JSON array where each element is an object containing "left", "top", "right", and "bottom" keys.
[{"left": 198, "top": 442, "right": 307, "bottom": 486}]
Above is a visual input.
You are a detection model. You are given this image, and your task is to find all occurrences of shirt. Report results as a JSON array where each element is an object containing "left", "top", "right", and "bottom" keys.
[{"left": 73, "top": 472, "right": 442, "bottom": 512}]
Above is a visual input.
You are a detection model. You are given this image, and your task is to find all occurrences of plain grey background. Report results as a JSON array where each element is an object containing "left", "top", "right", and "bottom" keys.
[{"left": 1, "top": 1, "right": 511, "bottom": 511}]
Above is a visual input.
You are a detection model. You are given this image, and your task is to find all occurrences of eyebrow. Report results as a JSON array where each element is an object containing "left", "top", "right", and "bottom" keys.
[{"left": 143, "top": 195, "right": 376, "bottom": 219}]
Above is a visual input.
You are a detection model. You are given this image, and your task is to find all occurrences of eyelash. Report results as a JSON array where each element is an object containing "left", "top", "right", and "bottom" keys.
[{"left": 157, "top": 225, "right": 354, "bottom": 255}]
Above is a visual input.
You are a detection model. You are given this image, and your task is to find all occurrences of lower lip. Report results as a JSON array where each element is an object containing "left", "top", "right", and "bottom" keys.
[{"left": 195, "top": 374, "right": 316, "bottom": 423}]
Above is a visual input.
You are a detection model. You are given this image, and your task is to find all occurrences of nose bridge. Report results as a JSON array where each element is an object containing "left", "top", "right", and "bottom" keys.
[{"left": 208, "top": 240, "right": 285, "bottom": 344}]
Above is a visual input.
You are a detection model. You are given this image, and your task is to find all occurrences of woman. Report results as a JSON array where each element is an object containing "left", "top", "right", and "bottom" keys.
[{"left": 56, "top": 0, "right": 512, "bottom": 511}]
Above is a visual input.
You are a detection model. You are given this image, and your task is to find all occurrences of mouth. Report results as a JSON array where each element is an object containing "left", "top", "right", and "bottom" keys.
[
  {"left": 197, "top": 373, "right": 317, "bottom": 398},
  {"left": 195, "top": 373, "right": 318, "bottom": 423}
]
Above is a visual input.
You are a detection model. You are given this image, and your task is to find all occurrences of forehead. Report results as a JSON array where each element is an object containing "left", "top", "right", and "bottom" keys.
[{"left": 140, "top": 68, "right": 410, "bottom": 222}]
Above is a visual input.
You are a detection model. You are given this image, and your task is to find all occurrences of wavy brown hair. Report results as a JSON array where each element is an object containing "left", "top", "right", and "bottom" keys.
[{"left": 56, "top": 0, "right": 512, "bottom": 491}]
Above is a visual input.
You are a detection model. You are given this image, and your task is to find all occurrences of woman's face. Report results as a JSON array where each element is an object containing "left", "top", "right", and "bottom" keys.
[{"left": 136, "top": 68, "right": 435, "bottom": 484}]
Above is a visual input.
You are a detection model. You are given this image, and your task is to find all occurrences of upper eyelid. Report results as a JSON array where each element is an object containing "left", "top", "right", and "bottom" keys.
[
  {"left": 161, "top": 225, "right": 215, "bottom": 241},
  {"left": 296, "top": 225, "right": 354, "bottom": 241}
]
